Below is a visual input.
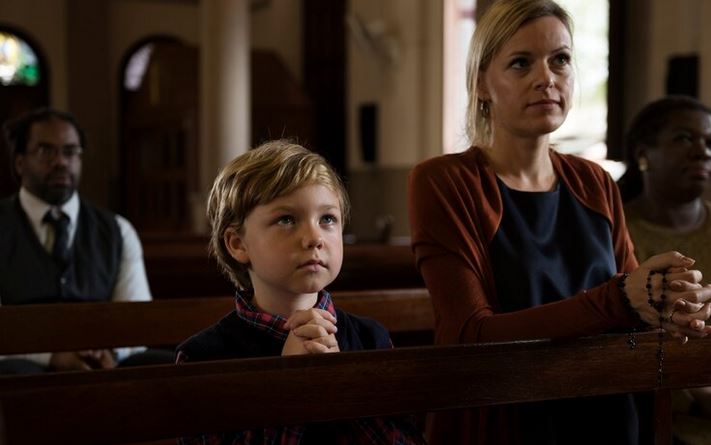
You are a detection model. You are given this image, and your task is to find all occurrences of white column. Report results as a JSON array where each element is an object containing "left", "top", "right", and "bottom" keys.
[{"left": 194, "top": 0, "right": 251, "bottom": 233}]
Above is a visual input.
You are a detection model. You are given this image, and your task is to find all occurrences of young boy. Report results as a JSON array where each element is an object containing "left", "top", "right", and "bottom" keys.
[{"left": 176, "top": 140, "right": 425, "bottom": 444}]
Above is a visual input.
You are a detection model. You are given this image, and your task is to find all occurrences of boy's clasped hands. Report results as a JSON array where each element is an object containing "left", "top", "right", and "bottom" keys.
[{"left": 282, "top": 308, "right": 339, "bottom": 355}]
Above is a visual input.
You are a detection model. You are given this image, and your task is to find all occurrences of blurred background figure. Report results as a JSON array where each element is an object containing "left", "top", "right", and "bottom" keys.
[
  {"left": 619, "top": 95, "right": 711, "bottom": 285},
  {"left": 0, "top": 107, "right": 172, "bottom": 374},
  {"left": 619, "top": 95, "right": 711, "bottom": 445}
]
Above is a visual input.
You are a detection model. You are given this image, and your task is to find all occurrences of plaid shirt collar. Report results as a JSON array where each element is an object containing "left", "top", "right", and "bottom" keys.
[{"left": 234, "top": 289, "right": 337, "bottom": 341}]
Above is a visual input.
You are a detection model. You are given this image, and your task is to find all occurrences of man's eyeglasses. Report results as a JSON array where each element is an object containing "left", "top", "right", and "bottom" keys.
[{"left": 27, "top": 144, "right": 84, "bottom": 162}]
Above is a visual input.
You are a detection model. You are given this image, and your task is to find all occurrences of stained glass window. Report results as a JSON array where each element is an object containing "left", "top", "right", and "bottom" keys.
[{"left": 0, "top": 31, "right": 40, "bottom": 86}]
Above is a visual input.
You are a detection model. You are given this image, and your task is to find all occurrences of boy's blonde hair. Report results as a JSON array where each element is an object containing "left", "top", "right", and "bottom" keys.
[
  {"left": 207, "top": 140, "right": 350, "bottom": 289},
  {"left": 465, "top": 0, "right": 573, "bottom": 147}
]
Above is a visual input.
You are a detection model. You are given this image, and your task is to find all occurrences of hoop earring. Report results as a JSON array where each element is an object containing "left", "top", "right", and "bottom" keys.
[
  {"left": 638, "top": 157, "right": 649, "bottom": 172},
  {"left": 479, "top": 100, "right": 490, "bottom": 118}
]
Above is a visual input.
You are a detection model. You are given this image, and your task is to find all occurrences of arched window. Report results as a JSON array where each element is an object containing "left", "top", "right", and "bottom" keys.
[
  {"left": 0, "top": 26, "right": 49, "bottom": 199},
  {"left": 118, "top": 36, "right": 198, "bottom": 232}
]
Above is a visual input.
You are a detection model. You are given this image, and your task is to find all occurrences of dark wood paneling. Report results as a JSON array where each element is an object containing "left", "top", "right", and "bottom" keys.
[{"left": 120, "top": 39, "right": 199, "bottom": 231}]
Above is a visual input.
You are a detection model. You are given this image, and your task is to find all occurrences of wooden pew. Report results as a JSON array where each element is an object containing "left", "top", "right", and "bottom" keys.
[
  {"left": 0, "top": 331, "right": 707, "bottom": 445},
  {"left": 141, "top": 234, "right": 423, "bottom": 297},
  {"left": 0, "top": 289, "right": 433, "bottom": 355}
]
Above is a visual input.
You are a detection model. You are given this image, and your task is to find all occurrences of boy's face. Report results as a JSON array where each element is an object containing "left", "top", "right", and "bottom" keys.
[{"left": 226, "top": 183, "right": 344, "bottom": 300}]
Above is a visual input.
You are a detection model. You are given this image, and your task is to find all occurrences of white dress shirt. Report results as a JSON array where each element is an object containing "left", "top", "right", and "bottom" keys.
[{"left": 0, "top": 187, "right": 152, "bottom": 365}]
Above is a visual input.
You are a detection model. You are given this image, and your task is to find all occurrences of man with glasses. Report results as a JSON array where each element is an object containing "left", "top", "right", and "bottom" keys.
[{"left": 0, "top": 108, "right": 170, "bottom": 373}]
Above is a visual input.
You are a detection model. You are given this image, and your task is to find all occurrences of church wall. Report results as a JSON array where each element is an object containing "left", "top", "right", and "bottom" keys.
[
  {"left": 251, "top": 1, "right": 303, "bottom": 84},
  {"left": 345, "top": 0, "right": 442, "bottom": 241},
  {"left": 3, "top": 0, "right": 711, "bottom": 239},
  {"left": 624, "top": 0, "right": 704, "bottom": 122}
]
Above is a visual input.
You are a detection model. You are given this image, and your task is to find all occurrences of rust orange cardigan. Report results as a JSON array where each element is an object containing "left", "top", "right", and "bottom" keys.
[{"left": 408, "top": 147, "right": 640, "bottom": 445}]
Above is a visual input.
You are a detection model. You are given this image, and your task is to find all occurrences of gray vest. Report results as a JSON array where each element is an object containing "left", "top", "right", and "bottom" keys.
[{"left": 0, "top": 196, "right": 122, "bottom": 305}]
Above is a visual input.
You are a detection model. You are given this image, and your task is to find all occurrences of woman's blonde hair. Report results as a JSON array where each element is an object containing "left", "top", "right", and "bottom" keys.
[
  {"left": 207, "top": 140, "right": 350, "bottom": 289},
  {"left": 465, "top": 0, "right": 573, "bottom": 147}
]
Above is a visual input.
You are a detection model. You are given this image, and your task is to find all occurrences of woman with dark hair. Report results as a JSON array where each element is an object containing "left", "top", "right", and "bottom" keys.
[
  {"left": 620, "top": 95, "right": 711, "bottom": 444},
  {"left": 618, "top": 95, "right": 711, "bottom": 202},
  {"left": 621, "top": 95, "right": 711, "bottom": 278}
]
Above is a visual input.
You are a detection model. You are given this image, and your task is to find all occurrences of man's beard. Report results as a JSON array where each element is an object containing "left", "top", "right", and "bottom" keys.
[
  {"left": 41, "top": 185, "right": 75, "bottom": 205},
  {"left": 39, "top": 169, "right": 78, "bottom": 205}
]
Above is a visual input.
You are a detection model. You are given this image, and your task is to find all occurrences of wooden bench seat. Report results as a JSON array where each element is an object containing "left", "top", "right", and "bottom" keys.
[{"left": 0, "top": 331, "right": 707, "bottom": 444}]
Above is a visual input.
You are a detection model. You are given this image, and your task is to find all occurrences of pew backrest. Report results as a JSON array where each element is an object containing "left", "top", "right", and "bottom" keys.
[
  {"left": 142, "top": 237, "right": 424, "bottom": 297},
  {"left": 0, "top": 289, "right": 433, "bottom": 354},
  {"left": 0, "top": 331, "right": 707, "bottom": 445}
]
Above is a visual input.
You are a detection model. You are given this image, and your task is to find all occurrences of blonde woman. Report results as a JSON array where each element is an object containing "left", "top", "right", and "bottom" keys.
[{"left": 408, "top": 1, "right": 711, "bottom": 443}]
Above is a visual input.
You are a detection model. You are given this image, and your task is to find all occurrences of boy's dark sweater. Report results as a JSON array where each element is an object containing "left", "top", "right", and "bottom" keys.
[
  {"left": 176, "top": 302, "right": 426, "bottom": 445},
  {"left": 177, "top": 307, "right": 392, "bottom": 362}
]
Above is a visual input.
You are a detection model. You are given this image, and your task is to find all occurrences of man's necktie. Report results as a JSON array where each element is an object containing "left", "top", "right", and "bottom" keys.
[{"left": 43, "top": 210, "right": 70, "bottom": 265}]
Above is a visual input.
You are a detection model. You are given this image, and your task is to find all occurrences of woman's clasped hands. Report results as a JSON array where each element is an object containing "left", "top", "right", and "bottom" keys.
[{"left": 627, "top": 251, "right": 711, "bottom": 341}]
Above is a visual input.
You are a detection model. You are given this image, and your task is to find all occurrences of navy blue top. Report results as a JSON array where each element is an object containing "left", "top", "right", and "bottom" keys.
[
  {"left": 177, "top": 307, "right": 393, "bottom": 361},
  {"left": 489, "top": 178, "right": 637, "bottom": 444},
  {"left": 176, "top": 303, "right": 426, "bottom": 445},
  {"left": 491, "top": 178, "right": 616, "bottom": 311}
]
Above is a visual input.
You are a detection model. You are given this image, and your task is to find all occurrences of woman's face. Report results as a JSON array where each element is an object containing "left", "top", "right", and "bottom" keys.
[
  {"left": 643, "top": 109, "right": 711, "bottom": 201},
  {"left": 479, "top": 16, "right": 574, "bottom": 142}
]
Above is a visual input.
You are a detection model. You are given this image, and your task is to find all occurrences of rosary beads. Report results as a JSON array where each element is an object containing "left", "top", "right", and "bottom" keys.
[{"left": 646, "top": 270, "right": 667, "bottom": 386}]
